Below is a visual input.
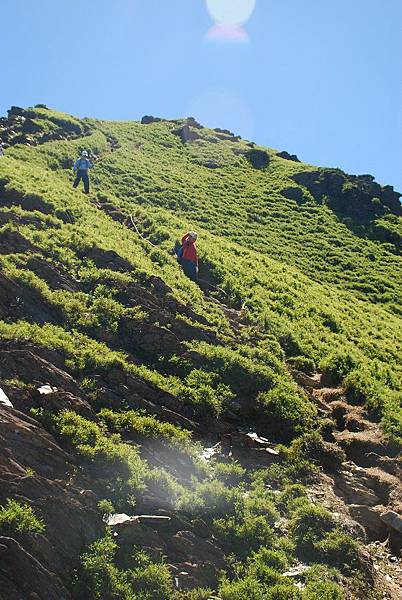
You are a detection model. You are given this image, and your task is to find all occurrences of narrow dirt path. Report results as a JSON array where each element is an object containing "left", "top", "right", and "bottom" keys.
[{"left": 293, "top": 370, "right": 402, "bottom": 597}]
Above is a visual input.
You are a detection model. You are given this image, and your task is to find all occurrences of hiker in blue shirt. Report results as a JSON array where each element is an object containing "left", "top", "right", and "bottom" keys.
[{"left": 72, "top": 150, "right": 92, "bottom": 194}]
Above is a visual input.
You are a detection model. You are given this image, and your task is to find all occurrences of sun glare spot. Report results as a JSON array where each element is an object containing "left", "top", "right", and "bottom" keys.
[
  {"left": 206, "top": 0, "right": 256, "bottom": 26},
  {"left": 206, "top": 23, "right": 249, "bottom": 43},
  {"left": 205, "top": 0, "right": 256, "bottom": 43}
]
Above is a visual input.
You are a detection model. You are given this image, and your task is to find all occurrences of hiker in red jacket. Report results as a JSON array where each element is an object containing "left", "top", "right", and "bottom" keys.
[{"left": 181, "top": 231, "right": 198, "bottom": 281}]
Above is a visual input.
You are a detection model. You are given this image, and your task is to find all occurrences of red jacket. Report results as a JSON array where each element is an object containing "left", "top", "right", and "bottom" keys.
[{"left": 182, "top": 234, "right": 198, "bottom": 265}]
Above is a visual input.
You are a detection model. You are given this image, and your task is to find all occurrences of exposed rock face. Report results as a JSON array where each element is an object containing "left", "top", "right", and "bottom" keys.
[
  {"left": 173, "top": 125, "right": 200, "bottom": 143},
  {"left": 203, "top": 160, "right": 220, "bottom": 169},
  {"left": 277, "top": 150, "right": 300, "bottom": 162},
  {"left": 298, "top": 374, "right": 402, "bottom": 558},
  {"left": 292, "top": 169, "right": 402, "bottom": 219},
  {"left": 0, "top": 106, "right": 87, "bottom": 148},
  {"left": 0, "top": 272, "right": 64, "bottom": 325},
  {"left": 0, "top": 388, "right": 12, "bottom": 408},
  {"left": 281, "top": 187, "right": 305, "bottom": 203},
  {"left": 246, "top": 148, "right": 270, "bottom": 169},
  {"left": 0, "top": 407, "right": 103, "bottom": 600},
  {"left": 141, "top": 115, "right": 164, "bottom": 124},
  {"left": 380, "top": 511, "right": 402, "bottom": 552}
]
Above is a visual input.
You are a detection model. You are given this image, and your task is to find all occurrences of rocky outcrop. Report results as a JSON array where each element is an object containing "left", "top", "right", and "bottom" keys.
[
  {"left": 0, "top": 407, "right": 103, "bottom": 600},
  {"left": 246, "top": 148, "right": 270, "bottom": 169},
  {"left": 141, "top": 115, "right": 164, "bottom": 125},
  {"left": 173, "top": 125, "right": 200, "bottom": 143},
  {"left": 381, "top": 511, "right": 402, "bottom": 553},
  {"left": 0, "top": 106, "right": 88, "bottom": 148},
  {"left": 281, "top": 187, "right": 305, "bottom": 203},
  {"left": 0, "top": 273, "right": 64, "bottom": 325},
  {"left": 296, "top": 373, "right": 402, "bottom": 557},
  {"left": 292, "top": 169, "right": 402, "bottom": 221},
  {"left": 277, "top": 150, "right": 300, "bottom": 162}
]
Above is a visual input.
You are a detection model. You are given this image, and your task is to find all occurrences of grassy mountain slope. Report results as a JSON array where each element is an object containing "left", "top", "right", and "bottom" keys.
[{"left": 0, "top": 105, "right": 401, "bottom": 599}]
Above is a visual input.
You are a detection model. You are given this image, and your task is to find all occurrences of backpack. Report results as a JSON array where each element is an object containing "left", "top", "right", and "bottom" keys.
[{"left": 175, "top": 245, "right": 184, "bottom": 262}]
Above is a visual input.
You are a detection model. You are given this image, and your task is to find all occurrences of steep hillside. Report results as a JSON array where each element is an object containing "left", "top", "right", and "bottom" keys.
[{"left": 0, "top": 105, "right": 401, "bottom": 600}]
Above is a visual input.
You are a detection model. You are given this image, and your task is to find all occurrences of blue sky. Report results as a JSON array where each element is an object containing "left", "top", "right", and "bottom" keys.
[{"left": 1, "top": 0, "right": 401, "bottom": 191}]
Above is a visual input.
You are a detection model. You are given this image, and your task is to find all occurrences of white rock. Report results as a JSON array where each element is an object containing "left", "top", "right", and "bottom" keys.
[
  {"left": 0, "top": 388, "right": 13, "bottom": 408},
  {"left": 283, "top": 565, "right": 310, "bottom": 578},
  {"left": 37, "top": 384, "right": 57, "bottom": 395},
  {"left": 106, "top": 513, "right": 138, "bottom": 526}
]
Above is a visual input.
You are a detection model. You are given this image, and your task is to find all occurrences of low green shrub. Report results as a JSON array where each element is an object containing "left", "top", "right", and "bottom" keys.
[
  {"left": 257, "top": 377, "right": 316, "bottom": 440},
  {"left": 219, "top": 575, "right": 266, "bottom": 600},
  {"left": 303, "top": 564, "right": 344, "bottom": 599},
  {"left": 0, "top": 498, "right": 45, "bottom": 535},
  {"left": 288, "top": 356, "right": 316, "bottom": 374},
  {"left": 98, "top": 409, "right": 191, "bottom": 446},
  {"left": 248, "top": 547, "right": 289, "bottom": 573},
  {"left": 79, "top": 534, "right": 134, "bottom": 599},
  {"left": 129, "top": 561, "right": 175, "bottom": 599},
  {"left": 290, "top": 432, "right": 346, "bottom": 470},
  {"left": 173, "top": 590, "right": 214, "bottom": 600},
  {"left": 177, "top": 479, "right": 240, "bottom": 518},
  {"left": 79, "top": 533, "right": 175, "bottom": 600},
  {"left": 213, "top": 461, "right": 246, "bottom": 486},
  {"left": 214, "top": 514, "right": 275, "bottom": 555},
  {"left": 54, "top": 411, "right": 147, "bottom": 502},
  {"left": 289, "top": 504, "right": 336, "bottom": 559},
  {"left": 303, "top": 582, "right": 344, "bottom": 600},
  {"left": 315, "top": 530, "right": 360, "bottom": 573},
  {"left": 97, "top": 499, "right": 115, "bottom": 515},
  {"left": 276, "top": 484, "right": 308, "bottom": 514},
  {"left": 320, "top": 351, "right": 359, "bottom": 385}
]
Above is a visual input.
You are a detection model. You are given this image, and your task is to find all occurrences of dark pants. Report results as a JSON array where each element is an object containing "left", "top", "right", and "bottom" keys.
[
  {"left": 73, "top": 169, "right": 90, "bottom": 193},
  {"left": 182, "top": 259, "right": 198, "bottom": 281}
]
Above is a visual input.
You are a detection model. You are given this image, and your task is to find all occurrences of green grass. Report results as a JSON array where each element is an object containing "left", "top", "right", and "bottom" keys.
[
  {"left": 0, "top": 105, "right": 400, "bottom": 598},
  {"left": 1, "top": 119, "right": 400, "bottom": 441},
  {"left": 0, "top": 498, "right": 45, "bottom": 535}
]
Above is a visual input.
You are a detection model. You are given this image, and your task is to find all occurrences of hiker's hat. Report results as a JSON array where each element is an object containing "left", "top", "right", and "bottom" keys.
[
  {"left": 81, "top": 150, "right": 88, "bottom": 157},
  {"left": 189, "top": 231, "right": 198, "bottom": 240}
]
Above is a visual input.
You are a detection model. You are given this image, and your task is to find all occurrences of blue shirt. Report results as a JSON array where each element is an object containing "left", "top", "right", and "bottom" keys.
[{"left": 73, "top": 157, "right": 92, "bottom": 171}]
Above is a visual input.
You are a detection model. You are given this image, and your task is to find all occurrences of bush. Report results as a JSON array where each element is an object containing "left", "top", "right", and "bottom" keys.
[
  {"left": 213, "top": 461, "right": 246, "bottom": 486},
  {"left": 54, "top": 411, "right": 147, "bottom": 503},
  {"left": 303, "top": 582, "right": 344, "bottom": 600},
  {"left": 129, "top": 561, "right": 175, "bottom": 599},
  {"left": 79, "top": 534, "right": 133, "bottom": 599},
  {"left": 320, "top": 352, "right": 359, "bottom": 385},
  {"left": 98, "top": 499, "right": 115, "bottom": 515},
  {"left": 98, "top": 409, "right": 191, "bottom": 447},
  {"left": 79, "top": 534, "right": 175, "bottom": 600},
  {"left": 177, "top": 479, "right": 241, "bottom": 518},
  {"left": 257, "top": 378, "right": 316, "bottom": 441},
  {"left": 289, "top": 504, "right": 336, "bottom": 559},
  {"left": 301, "top": 565, "right": 345, "bottom": 599},
  {"left": 265, "top": 584, "right": 302, "bottom": 599},
  {"left": 315, "top": 530, "right": 360, "bottom": 572},
  {"left": 248, "top": 547, "right": 289, "bottom": 573},
  {"left": 290, "top": 432, "right": 346, "bottom": 471},
  {"left": 214, "top": 514, "right": 275, "bottom": 555},
  {"left": 219, "top": 575, "right": 266, "bottom": 600},
  {"left": 173, "top": 589, "right": 214, "bottom": 600},
  {"left": 288, "top": 356, "right": 316, "bottom": 375},
  {"left": 0, "top": 499, "right": 45, "bottom": 535},
  {"left": 276, "top": 484, "right": 308, "bottom": 514}
]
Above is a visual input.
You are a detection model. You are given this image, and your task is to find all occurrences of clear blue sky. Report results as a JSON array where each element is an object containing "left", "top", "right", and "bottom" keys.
[{"left": 1, "top": 0, "right": 401, "bottom": 191}]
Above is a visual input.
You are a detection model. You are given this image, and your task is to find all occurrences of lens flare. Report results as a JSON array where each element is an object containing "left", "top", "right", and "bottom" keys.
[
  {"left": 206, "top": 23, "right": 249, "bottom": 43},
  {"left": 206, "top": 0, "right": 256, "bottom": 26}
]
